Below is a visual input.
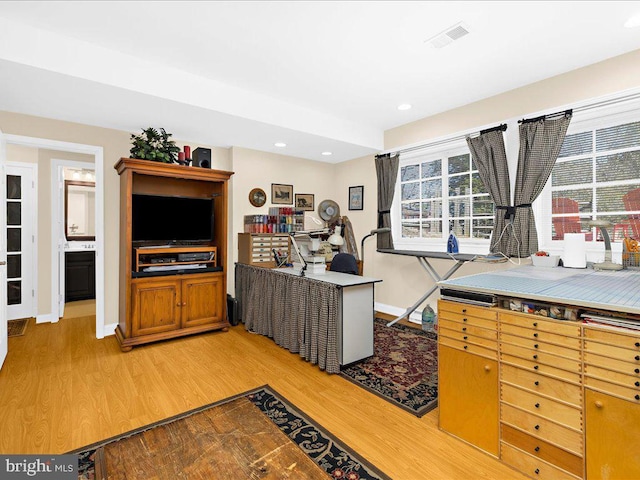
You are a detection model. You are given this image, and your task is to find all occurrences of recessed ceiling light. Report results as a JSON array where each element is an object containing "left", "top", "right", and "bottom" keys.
[
  {"left": 321, "top": 151, "right": 332, "bottom": 156},
  {"left": 625, "top": 14, "right": 640, "bottom": 28},
  {"left": 397, "top": 104, "right": 412, "bottom": 111},
  {"left": 274, "top": 142, "right": 287, "bottom": 147}
]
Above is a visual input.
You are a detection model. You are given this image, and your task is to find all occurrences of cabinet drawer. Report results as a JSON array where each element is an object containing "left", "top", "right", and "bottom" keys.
[
  {"left": 438, "top": 317, "right": 497, "bottom": 341},
  {"left": 500, "top": 332, "right": 581, "bottom": 361},
  {"left": 500, "top": 322, "right": 581, "bottom": 350},
  {"left": 501, "top": 425, "right": 583, "bottom": 477},
  {"left": 439, "top": 336, "right": 497, "bottom": 359},
  {"left": 501, "top": 404, "right": 583, "bottom": 455},
  {"left": 501, "top": 384, "right": 582, "bottom": 429},
  {"left": 584, "top": 339, "right": 640, "bottom": 363},
  {"left": 501, "top": 354, "right": 582, "bottom": 384},
  {"left": 439, "top": 326, "right": 498, "bottom": 349},
  {"left": 500, "top": 343, "right": 581, "bottom": 373},
  {"left": 501, "top": 442, "right": 581, "bottom": 480},
  {"left": 584, "top": 376, "right": 640, "bottom": 402},
  {"left": 500, "top": 312, "right": 581, "bottom": 337},
  {"left": 439, "top": 300, "right": 497, "bottom": 320},
  {"left": 584, "top": 351, "right": 640, "bottom": 375},
  {"left": 439, "top": 311, "right": 497, "bottom": 330},
  {"left": 501, "top": 364, "right": 582, "bottom": 406},
  {"left": 585, "top": 363, "right": 640, "bottom": 389},
  {"left": 584, "top": 326, "right": 640, "bottom": 350}
]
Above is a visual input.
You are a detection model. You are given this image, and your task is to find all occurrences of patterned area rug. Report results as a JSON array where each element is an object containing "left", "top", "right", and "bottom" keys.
[
  {"left": 7, "top": 318, "right": 28, "bottom": 337},
  {"left": 340, "top": 318, "right": 438, "bottom": 417},
  {"left": 72, "top": 385, "right": 389, "bottom": 480}
]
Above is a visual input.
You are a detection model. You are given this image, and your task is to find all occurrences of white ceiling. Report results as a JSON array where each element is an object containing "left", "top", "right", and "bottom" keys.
[{"left": 1, "top": 1, "right": 640, "bottom": 163}]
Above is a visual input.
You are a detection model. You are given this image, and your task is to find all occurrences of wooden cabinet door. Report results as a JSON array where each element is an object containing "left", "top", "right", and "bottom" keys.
[
  {"left": 586, "top": 389, "right": 640, "bottom": 480},
  {"left": 131, "top": 278, "right": 181, "bottom": 337},
  {"left": 439, "top": 344, "right": 499, "bottom": 456},
  {"left": 181, "top": 273, "right": 224, "bottom": 328}
]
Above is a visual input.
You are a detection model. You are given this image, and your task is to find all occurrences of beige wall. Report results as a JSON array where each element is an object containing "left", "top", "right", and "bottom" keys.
[
  {"left": 368, "top": 48, "right": 640, "bottom": 318},
  {"left": 228, "top": 147, "right": 337, "bottom": 292}
]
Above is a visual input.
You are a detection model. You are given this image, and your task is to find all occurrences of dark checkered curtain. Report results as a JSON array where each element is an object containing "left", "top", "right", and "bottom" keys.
[
  {"left": 235, "top": 264, "right": 340, "bottom": 373},
  {"left": 466, "top": 129, "right": 511, "bottom": 254},
  {"left": 508, "top": 113, "right": 572, "bottom": 256},
  {"left": 375, "top": 153, "right": 399, "bottom": 249}
]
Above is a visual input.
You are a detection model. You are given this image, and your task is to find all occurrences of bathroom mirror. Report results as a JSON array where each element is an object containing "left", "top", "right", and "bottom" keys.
[{"left": 65, "top": 180, "right": 96, "bottom": 241}]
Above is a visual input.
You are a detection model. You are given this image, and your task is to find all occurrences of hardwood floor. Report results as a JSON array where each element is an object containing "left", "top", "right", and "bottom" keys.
[{"left": 0, "top": 314, "right": 526, "bottom": 479}]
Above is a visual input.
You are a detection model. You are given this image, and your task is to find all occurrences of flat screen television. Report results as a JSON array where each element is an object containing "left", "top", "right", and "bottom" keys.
[{"left": 132, "top": 194, "right": 214, "bottom": 244}]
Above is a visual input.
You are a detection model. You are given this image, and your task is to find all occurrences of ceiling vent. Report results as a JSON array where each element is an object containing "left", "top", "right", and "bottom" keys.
[{"left": 425, "top": 22, "right": 470, "bottom": 49}]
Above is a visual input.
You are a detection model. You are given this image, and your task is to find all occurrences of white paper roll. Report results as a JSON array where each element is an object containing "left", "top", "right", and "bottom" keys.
[{"left": 563, "top": 233, "right": 587, "bottom": 268}]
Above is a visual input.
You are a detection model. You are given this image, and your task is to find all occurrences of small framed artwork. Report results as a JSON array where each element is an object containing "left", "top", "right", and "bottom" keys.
[
  {"left": 349, "top": 185, "right": 364, "bottom": 211},
  {"left": 295, "top": 193, "right": 314, "bottom": 211},
  {"left": 271, "top": 183, "right": 293, "bottom": 205}
]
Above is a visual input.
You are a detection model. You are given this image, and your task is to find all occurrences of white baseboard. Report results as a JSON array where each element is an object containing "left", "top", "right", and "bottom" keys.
[
  {"left": 35, "top": 313, "right": 57, "bottom": 324},
  {"left": 101, "top": 323, "right": 117, "bottom": 338},
  {"left": 374, "top": 302, "right": 422, "bottom": 325}
]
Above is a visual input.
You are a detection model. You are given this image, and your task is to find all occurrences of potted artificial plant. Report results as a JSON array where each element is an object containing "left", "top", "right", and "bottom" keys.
[{"left": 129, "top": 127, "right": 180, "bottom": 163}]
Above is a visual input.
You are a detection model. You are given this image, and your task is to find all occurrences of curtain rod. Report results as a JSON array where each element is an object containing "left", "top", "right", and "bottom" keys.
[
  {"left": 518, "top": 108, "right": 572, "bottom": 125},
  {"left": 479, "top": 123, "right": 507, "bottom": 135},
  {"left": 379, "top": 90, "right": 640, "bottom": 159}
]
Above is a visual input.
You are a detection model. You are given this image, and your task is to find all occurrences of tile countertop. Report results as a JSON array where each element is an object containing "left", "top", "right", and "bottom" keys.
[{"left": 438, "top": 265, "right": 640, "bottom": 315}]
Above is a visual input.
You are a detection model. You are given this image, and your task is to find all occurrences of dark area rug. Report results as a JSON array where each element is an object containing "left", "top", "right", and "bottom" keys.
[
  {"left": 340, "top": 318, "right": 438, "bottom": 417},
  {"left": 71, "top": 385, "right": 389, "bottom": 480}
]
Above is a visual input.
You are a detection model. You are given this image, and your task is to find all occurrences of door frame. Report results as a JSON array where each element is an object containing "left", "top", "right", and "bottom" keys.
[
  {"left": 52, "top": 160, "right": 96, "bottom": 320},
  {"left": 3, "top": 134, "right": 108, "bottom": 339},
  {"left": 5, "top": 161, "right": 37, "bottom": 320}
]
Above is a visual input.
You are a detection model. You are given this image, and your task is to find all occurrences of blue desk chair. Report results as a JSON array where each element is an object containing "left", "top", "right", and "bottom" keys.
[{"left": 329, "top": 253, "right": 359, "bottom": 275}]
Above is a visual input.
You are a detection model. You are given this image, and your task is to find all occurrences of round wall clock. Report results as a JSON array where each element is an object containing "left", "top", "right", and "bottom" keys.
[{"left": 249, "top": 188, "right": 267, "bottom": 207}]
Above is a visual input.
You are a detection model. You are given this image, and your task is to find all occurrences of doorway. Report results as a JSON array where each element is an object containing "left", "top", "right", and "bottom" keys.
[
  {"left": 3, "top": 133, "right": 106, "bottom": 339},
  {"left": 56, "top": 163, "right": 96, "bottom": 320}
]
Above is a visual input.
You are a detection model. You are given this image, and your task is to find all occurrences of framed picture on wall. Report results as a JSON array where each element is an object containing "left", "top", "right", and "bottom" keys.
[
  {"left": 295, "top": 193, "right": 314, "bottom": 211},
  {"left": 271, "top": 183, "right": 293, "bottom": 204},
  {"left": 349, "top": 185, "right": 364, "bottom": 211}
]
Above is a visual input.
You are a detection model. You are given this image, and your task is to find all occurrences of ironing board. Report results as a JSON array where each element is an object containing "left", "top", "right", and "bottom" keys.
[{"left": 377, "top": 249, "right": 478, "bottom": 326}]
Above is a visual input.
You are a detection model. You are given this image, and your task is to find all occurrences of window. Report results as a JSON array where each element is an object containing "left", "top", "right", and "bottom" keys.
[
  {"left": 392, "top": 90, "right": 640, "bottom": 254},
  {"left": 548, "top": 116, "right": 640, "bottom": 244},
  {"left": 397, "top": 142, "right": 494, "bottom": 247}
]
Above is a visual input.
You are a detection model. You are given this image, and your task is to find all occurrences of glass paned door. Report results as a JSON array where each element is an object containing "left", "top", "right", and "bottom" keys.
[{"left": 5, "top": 165, "right": 35, "bottom": 320}]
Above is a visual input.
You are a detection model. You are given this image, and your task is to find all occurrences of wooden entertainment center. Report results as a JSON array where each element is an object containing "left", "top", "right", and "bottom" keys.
[{"left": 115, "top": 158, "right": 233, "bottom": 351}]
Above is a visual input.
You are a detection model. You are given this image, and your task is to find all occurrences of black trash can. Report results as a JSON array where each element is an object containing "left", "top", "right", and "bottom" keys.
[{"left": 227, "top": 294, "right": 239, "bottom": 326}]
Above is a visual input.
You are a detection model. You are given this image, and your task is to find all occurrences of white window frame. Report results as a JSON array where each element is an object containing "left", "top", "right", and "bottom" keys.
[
  {"left": 390, "top": 88, "right": 640, "bottom": 260},
  {"left": 392, "top": 136, "right": 498, "bottom": 254},
  {"left": 536, "top": 96, "right": 640, "bottom": 261}
]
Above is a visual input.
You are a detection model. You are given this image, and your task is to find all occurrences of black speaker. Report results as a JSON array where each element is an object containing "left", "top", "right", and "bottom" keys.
[{"left": 192, "top": 147, "right": 211, "bottom": 168}]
